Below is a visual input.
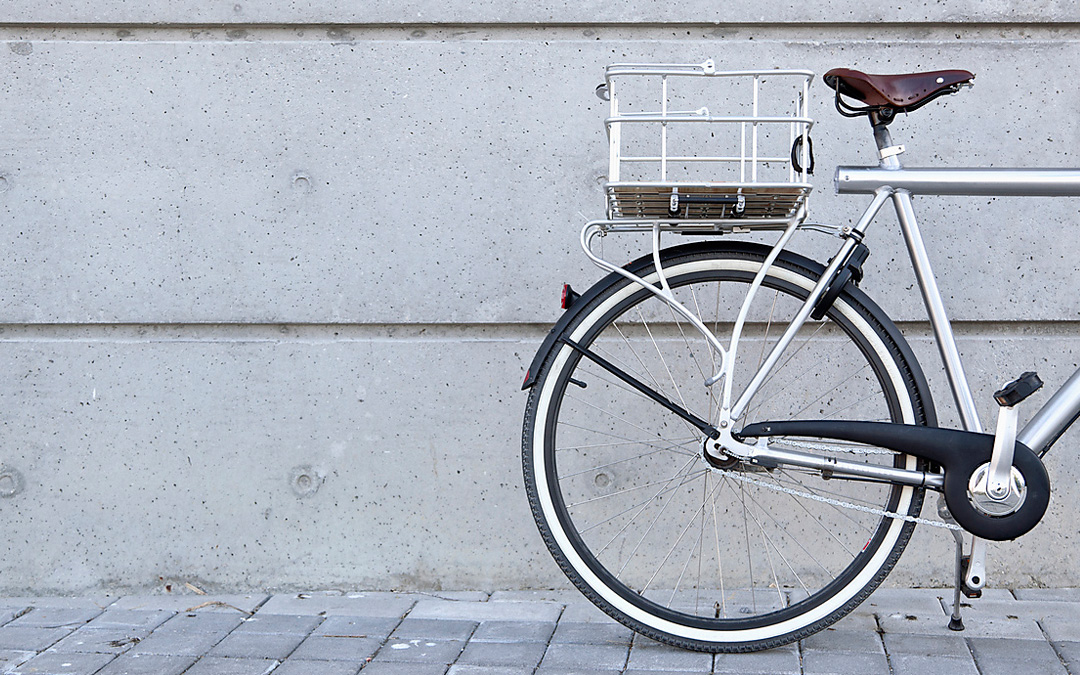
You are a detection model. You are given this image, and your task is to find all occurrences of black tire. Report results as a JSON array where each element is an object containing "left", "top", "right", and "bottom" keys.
[{"left": 522, "top": 242, "right": 934, "bottom": 652}]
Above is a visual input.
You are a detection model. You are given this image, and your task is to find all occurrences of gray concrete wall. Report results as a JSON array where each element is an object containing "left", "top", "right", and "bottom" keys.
[{"left": 1, "top": 6, "right": 1079, "bottom": 593}]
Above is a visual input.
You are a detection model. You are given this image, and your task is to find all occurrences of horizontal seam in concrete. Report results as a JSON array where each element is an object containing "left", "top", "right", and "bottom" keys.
[
  {"left": 1, "top": 22, "right": 1080, "bottom": 42},
  {"left": 0, "top": 320, "right": 1074, "bottom": 342}
]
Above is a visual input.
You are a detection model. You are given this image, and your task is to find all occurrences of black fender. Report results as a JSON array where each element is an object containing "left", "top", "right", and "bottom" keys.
[{"left": 739, "top": 420, "right": 1050, "bottom": 541}]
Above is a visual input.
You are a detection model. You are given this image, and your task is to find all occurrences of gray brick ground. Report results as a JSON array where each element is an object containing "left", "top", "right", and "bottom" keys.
[
  {"left": 109, "top": 596, "right": 266, "bottom": 614},
  {"left": 455, "top": 640, "right": 546, "bottom": 669},
  {"left": 802, "top": 648, "right": 890, "bottom": 674},
  {"left": 446, "top": 666, "right": 528, "bottom": 675},
  {"left": 549, "top": 621, "right": 633, "bottom": 646},
  {"left": 0, "top": 626, "right": 74, "bottom": 651},
  {"left": 288, "top": 635, "right": 382, "bottom": 661},
  {"left": 801, "top": 628, "right": 885, "bottom": 653},
  {"left": 626, "top": 638, "right": 713, "bottom": 671},
  {"left": 83, "top": 610, "right": 174, "bottom": 632},
  {"left": 1054, "top": 641, "right": 1080, "bottom": 672},
  {"left": 375, "top": 638, "right": 467, "bottom": 664},
  {"left": 391, "top": 618, "right": 478, "bottom": 641},
  {"left": 539, "top": 642, "right": 629, "bottom": 671},
  {"left": 366, "top": 664, "right": 448, "bottom": 675},
  {"left": 470, "top": 621, "right": 555, "bottom": 643},
  {"left": 270, "top": 659, "right": 361, "bottom": 675},
  {"left": 713, "top": 645, "right": 801, "bottom": 674},
  {"left": 533, "top": 670, "right": 620, "bottom": 675},
  {"left": 230, "top": 614, "right": 321, "bottom": 635},
  {"left": 94, "top": 652, "right": 198, "bottom": 675},
  {"left": 889, "top": 652, "right": 980, "bottom": 675},
  {"left": 125, "top": 629, "right": 226, "bottom": 657},
  {"left": 1014, "top": 589, "right": 1080, "bottom": 602},
  {"left": 882, "top": 632, "right": 972, "bottom": 658},
  {"left": 11, "top": 650, "right": 116, "bottom": 674},
  {"left": 409, "top": 600, "right": 562, "bottom": 623},
  {"left": 968, "top": 637, "right": 1068, "bottom": 675},
  {"left": 0, "top": 650, "right": 35, "bottom": 671},
  {"left": 257, "top": 593, "right": 415, "bottom": 618},
  {"left": 182, "top": 656, "right": 278, "bottom": 674},
  {"left": 207, "top": 630, "right": 306, "bottom": 660},
  {"left": 313, "top": 615, "right": 398, "bottom": 638},
  {"left": 7, "top": 607, "right": 103, "bottom": 629},
  {"left": 50, "top": 627, "right": 152, "bottom": 654}
]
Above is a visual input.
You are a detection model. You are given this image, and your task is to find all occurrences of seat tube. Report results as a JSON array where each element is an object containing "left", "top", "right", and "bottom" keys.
[{"left": 892, "top": 189, "right": 984, "bottom": 433}]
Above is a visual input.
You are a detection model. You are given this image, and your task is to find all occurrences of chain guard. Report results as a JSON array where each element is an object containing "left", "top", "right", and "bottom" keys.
[{"left": 739, "top": 420, "right": 1050, "bottom": 541}]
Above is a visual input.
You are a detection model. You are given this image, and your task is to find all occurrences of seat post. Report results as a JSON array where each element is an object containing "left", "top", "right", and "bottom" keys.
[{"left": 869, "top": 116, "right": 904, "bottom": 169}]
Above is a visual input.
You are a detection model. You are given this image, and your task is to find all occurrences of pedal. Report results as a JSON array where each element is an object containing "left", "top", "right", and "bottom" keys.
[
  {"left": 994, "top": 372, "right": 1043, "bottom": 407},
  {"left": 959, "top": 555, "right": 982, "bottom": 599}
]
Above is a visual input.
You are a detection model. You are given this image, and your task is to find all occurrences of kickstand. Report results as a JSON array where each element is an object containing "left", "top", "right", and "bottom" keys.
[
  {"left": 948, "top": 528, "right": 965, "bottom": 630},
  {"left": 939, "top": 493, "right": 965, "bottom": 630}
]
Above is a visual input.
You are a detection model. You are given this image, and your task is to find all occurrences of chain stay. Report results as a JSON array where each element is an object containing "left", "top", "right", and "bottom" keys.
[{"left": 718, "top": 467, "right": 961, "bottom": 531}]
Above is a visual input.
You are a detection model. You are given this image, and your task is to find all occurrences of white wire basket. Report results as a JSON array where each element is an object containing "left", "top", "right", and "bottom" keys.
[{"left": 599, "top": 60, "right": 814, "bottom": 232}]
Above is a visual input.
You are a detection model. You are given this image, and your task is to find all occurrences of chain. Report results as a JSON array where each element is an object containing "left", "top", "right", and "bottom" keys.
[{"left": 717, "top": 467, "right": 962, "bottom": 531}]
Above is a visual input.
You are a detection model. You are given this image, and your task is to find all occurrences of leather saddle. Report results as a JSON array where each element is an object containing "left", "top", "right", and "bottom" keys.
[{"left": 824, "top": 68, "right": 974, "bottom": 113}]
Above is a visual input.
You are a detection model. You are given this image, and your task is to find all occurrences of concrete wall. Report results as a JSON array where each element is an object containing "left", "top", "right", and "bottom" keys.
[{"left": 2, "top": 5, "right": 1080, "bottom": 593}]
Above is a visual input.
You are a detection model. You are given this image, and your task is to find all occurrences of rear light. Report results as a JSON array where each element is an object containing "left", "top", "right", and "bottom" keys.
[{"left": 561, "top": 284, "right": 580, "bottom": 310}]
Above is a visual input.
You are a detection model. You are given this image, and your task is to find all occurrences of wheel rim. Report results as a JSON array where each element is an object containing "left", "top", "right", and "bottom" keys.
[{"left": 528, "top": 253, "right": 924, "bottom": 644}]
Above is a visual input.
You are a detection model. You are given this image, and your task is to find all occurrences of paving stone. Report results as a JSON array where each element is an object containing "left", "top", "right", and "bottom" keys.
[
  {"left": 1014, "top": 589, "right": 1080, "bottom": 602},
  {"left": 549, "top": 621, "right": 633, "bottom": 646},
  {"left": 288, "top": 635, "right": 382, "bottom": 661},
  {"left": 968, "top": 637, "right": 1067, "bottom": 675},
  {"left": 533, "top": 669, "right": 620, "bottom": 675},
  {"left": 877, "top": 609, "right": 977, "bottom": 637},
  {"left": 802, "top": 628, "right": 885, "bottom": 653},
  {"left": 154, "top": 612, "right": 244, "bottom": 635},
  {"left": 713, "top": 645, "right": 800, "bottom": 674},
  {"left": 861, "top": 588, "right": 952, "bottom": 616},
  {"left": 802, "top": 648, "right": 890, "bottom": 674},
  {"left": 626, "top": 638, "right": 713, "bottom": 671},
  {"left": 50, "top": 627, "right": 151, "bottom": 654},
  {"left": 883, "top": 632, "right": 971, "bottom": 658},
  {"left": 446, "top": 666, "right": 533, "bottom": 675},
  {"left": 95, "top": 652, "right": 198, "bottom": 675},
  {"left": 83, "top": 610, "right": 174, "bottom": 632},
  {"left": 408, "top": 600, "right": 562, "bottom": 623},
  {"left": 889, "top": 653, "right": 979, "bottom": 675},
  {"left": 375, "top": 638, "right": 466, "bottom": 664},
  {"left": 0, "top": 650, "right": 36, "bottom": 671},
  {"left": 183, "top": 656, "right": 278, "bottom": 674},
  {"left": 390, "top": 618, "right": 477, "bottom": 641},
  {"left": 1053, "top": 641, "right": 1080, "bottom": 673},
  {"left": 207, "top": 630, "right": 305, "bottom": 660},
  {"left": 455, "top": 641, "right": 546, "bottom": 669},
  {"left": 109, "top": 596, "right": 266, "bottom": 614},
  {"left": 270, "top": 659, "right": 360, "bottom": 675},
  {"left": 556, "top": 603, "right": 613, "bottom": 623},
  {"left": 11, "top": 650, "right": 116, "bottom": 674},
  {"left": 825, "top": 609, "right": 881, "bottom": 631},
  {"left": 231, "top": 614, "right": 322, "bottom": 635},
  {"left": 539, "top": 643, "right": 629, "bottom": 671},
  {"left": 366, "top": 663, "right": 448, "bottom": 675},
  {"left": 0, "top": 626, "right": 75, "bottom": 651},
  {"left": 420, "top": 592, "right": 490, "bottom": 602},
  {"left": 258, "top": 593, "right": 415, "bottom": 618},
  {"left": 0, "top": 599, "right": 115, "bottom": 612},
  {"left": 7, "top": 607, "right": 103, "bottom": 629},
  {"left": 313, "top": 616, "right": 398, "bottom": 639},
  {"left": 470, "top": 621, "right": 556, "bottom": 643},
  {"left": 487, "top": 590, "right": 580, "bottom": 604},
  {"left": 126, "top": 629, "right": 227, "bottom": 657}
]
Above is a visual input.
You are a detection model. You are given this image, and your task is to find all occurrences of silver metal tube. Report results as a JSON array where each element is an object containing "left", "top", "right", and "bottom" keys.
[
  {"left": 1018, "top": 366, "right": 1080, "bottom": 454},
  {"left": 751, "top": 444, "right": 944, "bottom": 488},
  {"left": 892, "top": 190, "right": 983, "bottom": 433},
  {"left": 836, "top": 166, "right": 1080, "bottom": 196}
]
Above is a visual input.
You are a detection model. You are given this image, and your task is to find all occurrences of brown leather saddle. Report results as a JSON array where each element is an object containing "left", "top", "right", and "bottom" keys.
[{"left": 824, "top": 68, "right": 974, "bottom": 114}]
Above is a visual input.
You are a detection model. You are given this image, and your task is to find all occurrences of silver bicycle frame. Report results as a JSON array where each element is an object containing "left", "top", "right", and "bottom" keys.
[{"left": 834, "top": 129, "right": 1080, "bottom": 453}]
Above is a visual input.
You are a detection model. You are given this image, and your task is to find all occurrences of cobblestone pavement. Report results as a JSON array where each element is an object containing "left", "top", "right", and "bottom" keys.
[{"left": 2, "top": 588, "right": 1079, "bottom": 674}]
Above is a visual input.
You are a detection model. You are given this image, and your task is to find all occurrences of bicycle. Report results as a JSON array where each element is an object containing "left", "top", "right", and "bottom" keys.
[{"left": 520, "top": 60, "right": 1080, "bottom": 652}]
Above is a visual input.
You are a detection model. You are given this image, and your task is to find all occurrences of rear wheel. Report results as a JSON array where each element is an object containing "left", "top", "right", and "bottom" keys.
[{"left": 522, "top": 242, "right": 933, "bottom": 651}]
